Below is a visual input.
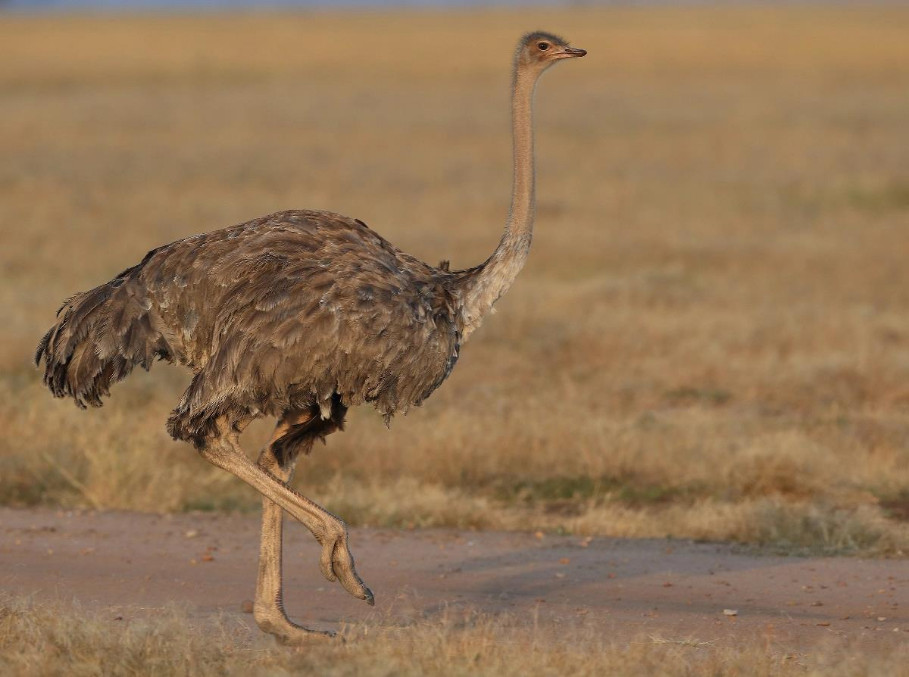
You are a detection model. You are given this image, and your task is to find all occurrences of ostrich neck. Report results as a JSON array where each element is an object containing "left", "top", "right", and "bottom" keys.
[{"left": 455, "top": 66, "right": 538, "bottom": 340}]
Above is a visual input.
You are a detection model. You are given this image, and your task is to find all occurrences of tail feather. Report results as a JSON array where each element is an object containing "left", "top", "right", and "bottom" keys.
[{"left": 35, "top": 275, "right": 173, "bottom": 408}]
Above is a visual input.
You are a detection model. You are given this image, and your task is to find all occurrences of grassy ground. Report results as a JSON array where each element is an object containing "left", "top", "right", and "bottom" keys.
[
  {"left": 1, "top": 7, "right": 908, "bottom": 554},
  {"left": 1, "top": 595, "right": 907, "bottom": 677}
]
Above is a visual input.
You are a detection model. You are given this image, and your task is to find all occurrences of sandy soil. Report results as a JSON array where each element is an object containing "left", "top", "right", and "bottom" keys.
[{"left": 1, "top": 507, "right": 905, "bottom": 651}]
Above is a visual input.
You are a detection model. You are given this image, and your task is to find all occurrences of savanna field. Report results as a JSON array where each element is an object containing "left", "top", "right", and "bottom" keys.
[{"left": 1, "top": 6, "right": 908, "bottom": 674}]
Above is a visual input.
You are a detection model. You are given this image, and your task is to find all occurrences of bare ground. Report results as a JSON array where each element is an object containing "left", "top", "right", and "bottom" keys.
[{"left": 0, "top": 508, "right": 904, "bottom": 654}]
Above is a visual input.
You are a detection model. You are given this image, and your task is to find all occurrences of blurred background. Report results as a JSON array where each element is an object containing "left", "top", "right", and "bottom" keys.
[{"left": 0, "top": 2, "right": 907, "bottom": 555}]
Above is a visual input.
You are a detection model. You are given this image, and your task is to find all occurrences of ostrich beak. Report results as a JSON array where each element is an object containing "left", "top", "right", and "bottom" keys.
[{"left": 557, "top": 46, "right": 587, "bottom": 59}]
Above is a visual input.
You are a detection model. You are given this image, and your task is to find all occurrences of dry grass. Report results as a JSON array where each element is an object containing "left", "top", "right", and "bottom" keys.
[
  {"left": 1, "top": 7, "right": 908, "bottom": 553},
  {"left": 1, "top": 595, "right": 907, "bottom": 677}
]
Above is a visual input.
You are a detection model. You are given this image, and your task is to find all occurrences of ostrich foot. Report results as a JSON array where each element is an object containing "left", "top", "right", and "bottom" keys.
[
  {"left": 254, "top": 605, "right": 336, "bottom": 645},
  {"left": 317, "top": 519, "right": 375, "bottom": 605}
]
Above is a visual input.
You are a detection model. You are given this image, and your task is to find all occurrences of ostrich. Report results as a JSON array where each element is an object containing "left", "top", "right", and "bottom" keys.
[{"left": 35, "top": 32, "right": 586, "bottom": 643}]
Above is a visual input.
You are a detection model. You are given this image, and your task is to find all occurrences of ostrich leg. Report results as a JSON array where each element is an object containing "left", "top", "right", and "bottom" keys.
[
  {"left": 199, "top": 419, "right": 374, "bottom": 615},
  {"left": 253, "top": 410, "right": 332, "bottom": 643}
]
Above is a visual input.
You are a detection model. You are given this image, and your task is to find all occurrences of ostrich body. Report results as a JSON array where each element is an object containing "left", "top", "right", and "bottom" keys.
[{"left": 35, "top": 32, "right": 586, "bottom": 643}]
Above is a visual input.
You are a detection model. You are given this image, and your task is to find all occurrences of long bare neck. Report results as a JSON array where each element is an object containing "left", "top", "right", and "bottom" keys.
[{"left": 455, "top": 64, "right": 539, "bottom": 340}]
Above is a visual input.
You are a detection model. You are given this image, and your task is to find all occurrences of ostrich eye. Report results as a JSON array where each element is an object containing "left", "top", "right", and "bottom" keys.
[{"left": 538, "top": 42, "right": 549, "bottom": 51}]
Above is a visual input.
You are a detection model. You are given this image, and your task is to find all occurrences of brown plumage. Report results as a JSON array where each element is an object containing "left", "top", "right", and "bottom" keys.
[
  {"left": 35, "top": 31, "right": 586, "bottom": 644},
  {"left": 38, "top": 210, "right": 462, "bottom": 446}
]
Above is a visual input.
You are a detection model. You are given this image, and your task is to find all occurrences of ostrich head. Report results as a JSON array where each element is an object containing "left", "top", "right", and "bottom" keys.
[{"left": 515, "top": 31, "right": 587, "bottom": 74}]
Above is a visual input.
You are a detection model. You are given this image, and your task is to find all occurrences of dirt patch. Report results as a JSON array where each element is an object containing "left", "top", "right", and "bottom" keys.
[{"left": 0, "top": 508, "right": 905, "bottom": 652}]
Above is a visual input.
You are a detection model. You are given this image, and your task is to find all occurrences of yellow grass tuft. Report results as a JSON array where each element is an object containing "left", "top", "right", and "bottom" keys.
[{"left": 1, "top": 595, "right": 907, "bottom": 677}]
